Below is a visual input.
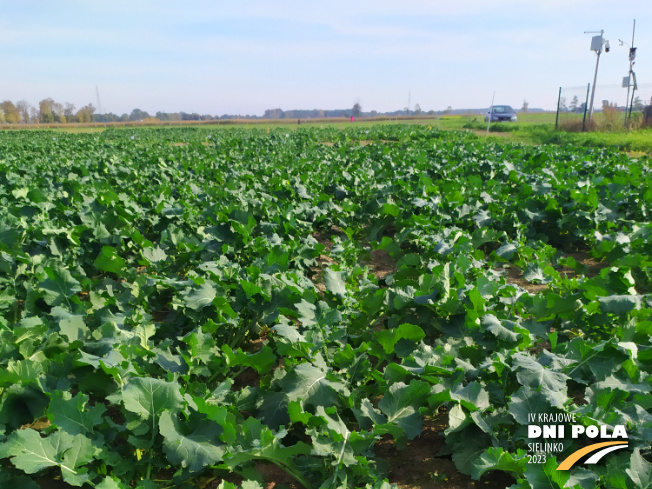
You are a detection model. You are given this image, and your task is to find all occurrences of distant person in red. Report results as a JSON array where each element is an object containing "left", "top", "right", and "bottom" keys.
[{"left": 351, "top": 116, "right": 355, "bottom": 122}]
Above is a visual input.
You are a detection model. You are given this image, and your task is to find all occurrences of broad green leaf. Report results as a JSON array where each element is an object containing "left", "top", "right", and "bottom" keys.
[
  {"left": 194, "top": 398, "right": 237, "bottom": 444},
  {"left": 162, "top": 206, "right": 184, "bottom": 217},
  {"left": 626, "top": 448, "right": 652, "bottom": 489},
  {"left": 266, "top": 246, "right": 289, "bottom": 271},
  {"left": 310, "top": 406, "right": 357, "bottom": 467},
  {"left": 94, "top": 246, "right": 125, "bottom": 274},
  {"left": 598, "top": 295, "right": 641, "bottom": 315},
  {"left": 141, "top": 246, "right": 167, "bottom": 263},
  {"left": 595, "top": 450, "right": 631, "bottom": 489},
  {"left": 159, "top": 410, "right": 225, "bottom": 472},
  {"left": 594, "top": 374, "right": 651, "bottom": 394},
  {"left": 324, "top": 268, "right": 346, "bottom": 298},
  {"left": 378, "top": 380, "right": 430, "bottom": 440},
  {"left": 524, "top": 456, "right": 568, "bottom": 489},
  {"left": 48, "top": 391, "right": 106, "bottom": 435},
  {"left": 12, "top": 187, "right": 29, "bottom": 199},
  {"left": 0, "top": 429, "right": 94, "bottom": 486},
  {"left": 565, "top": 468, "right": 600, "bottom": 489},
  {"left": 376, "top": 323, "right": 425, "bottom": 355},
  {"left": 352, "top": 398, "right": 387, "bottom": 430},
  {"left": 121, "top": 377, "right": 184, "bottom": 425},
  {"left": 448, "top": 426, "right": 491, "bottom": 475},
  {"left": 508, "top": 387, "right": 556, "bottom": 425},
  {"left": 481, "top": 314, "right": 520, "bottom": 343},
  {"left": 257, "top": 390, "right": 290, "bottom": 429},
  {"left": 450, "top": 381, "right": 490, "bottom": 411},
  {"left": 529, "top": 293, "right": 583, "bottom": 319},
  {"left": 281, "top": 362, "right": 348, "bottom": 409},
  {"left": 0, "top": 429, "right": 58, "bottom": 473},
  {"left": 381, "top": 203, "right": 400, "bottom": 217},
  {"left": 38, "top": 266, "right": 81, "bottom": 306},
  {"left": 272, "top": 323, "right": 306, "bottom": 343},
  {"left": 512, "top": 353, "right": 569, "bottom": 408},
  {"left": 182, "top": 282, "right": 217, "bottom": 310},
  {"left": 0, "top": 359, "right": 45, "bottom": 388},
  {"left": 473, "top": 209, "right": 492, "bottom": 227},
  {"left": 392, "top": 284, "right": 417, "bottom": 310},
  {"left": 51, "top": 306, "right": 89, "bottom": 342},
  {"left": 562, "top": 338, "right": 629, "bottom": 382},
  {"left": 295, "top": 299, "right": 317, "bottom": 327},
  {"left": 224, "top": 417, "right": 311, "bottom": 485},
  {"left": 96, "top": 477, "right": 130, "bottom": 489},
  {"left": 495, "top": 243, "right": 517, "bottom": 259},
  {"left": 523, "top": 264, "right": 550, "bottom": 283},
  {"left": 470, "top": 447, "right": 527, "bottom": 480},
  {"left": 445, "top": 403, "right": 472, "bottom": 435},
  {"left": 182, "top": 328, "right": 218, "bottom": 365},
  {"left": 153, "top": 347, "right": 188, "bottom": 374},
  {"left": 222, "top": 344, "right": 276, "bottom": 374}
]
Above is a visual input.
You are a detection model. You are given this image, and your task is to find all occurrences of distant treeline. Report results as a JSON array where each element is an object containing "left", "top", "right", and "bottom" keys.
[
  {"left": 261, "top": 108, "right": 443, "bottom": 119},
  {"left": 0, "top": 99, "right": 96, "bottom": 124},
  {"left": 0, "top": 97, "right": 543, "bottom": 124}
]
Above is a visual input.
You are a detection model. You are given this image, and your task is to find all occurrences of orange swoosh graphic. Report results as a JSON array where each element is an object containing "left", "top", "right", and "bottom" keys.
[{"left": 557, "top": 441, "right": 628, "bottom": 470}]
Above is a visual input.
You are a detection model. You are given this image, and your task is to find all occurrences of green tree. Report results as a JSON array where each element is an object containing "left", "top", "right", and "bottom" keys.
[
  {"left": 52, "top": 102, "right": 65, "bottom": 123},
  {"left": 0, "top": 101, "right": 20, "bottom": 123},
  {"left": 352, "top": 102, "right": 362, "bottom": 119},
  {"left": 16, "top": 100, "right": 31, "bottom": 123},
  {"left": 569, "top": 96, "right": 578, "bottom": 112},
  {"left": 75, "top": 104, "right": 96, "bottom": 123},
  {"left": 39, "top": 98, "right": 55, "bottom": 122},
  {"left": 129, "top": 108, "right": 149, "bottom": 121},
  {"left": 64, "top": 103, "right": 76, "bottom": 122},
  {"left": 29, "top": 107, "right": 39, "bottom": 123}
]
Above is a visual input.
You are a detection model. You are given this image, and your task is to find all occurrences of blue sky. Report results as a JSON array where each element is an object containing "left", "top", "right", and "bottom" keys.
[{"left": 1, "top": 1, "right": 651, "bottom": 115}]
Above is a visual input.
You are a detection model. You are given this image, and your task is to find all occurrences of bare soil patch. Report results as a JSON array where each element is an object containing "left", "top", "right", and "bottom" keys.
[
  {"left": 375, "top": 415, "right": 515, "bottom": 489},
  {"left": 200, "top": 415, "right": 514, "bottom": 489},
  {"left": 563, "top": 251, "right": 607, "bottom": 278},
  {"left": 500, "top": 250, "right": 608, "bottom": 294},
  {"left": 501, "top": 265, "right": 548, "bottom": 294},
  {"left": 312, "top": 225, "right": 346, "bottom": 251},
  {"left": 253, "top": 462, "right": 303, "bottom": 489},
  {"left": 310, "top": 225, "right": 347, "bottom": 294},
  {"left": 363, "top": 249, "right": 397, "bottom": 280}
]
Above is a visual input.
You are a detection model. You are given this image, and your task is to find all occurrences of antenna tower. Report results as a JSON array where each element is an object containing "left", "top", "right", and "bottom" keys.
[{"left": 95, "top": 85, "right": 103, "bottom": 114}]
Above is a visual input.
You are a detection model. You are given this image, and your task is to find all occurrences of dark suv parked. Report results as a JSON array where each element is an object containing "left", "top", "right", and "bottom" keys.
[{"left": 485, "top": 105, "right": 517, "bottom": 122}]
